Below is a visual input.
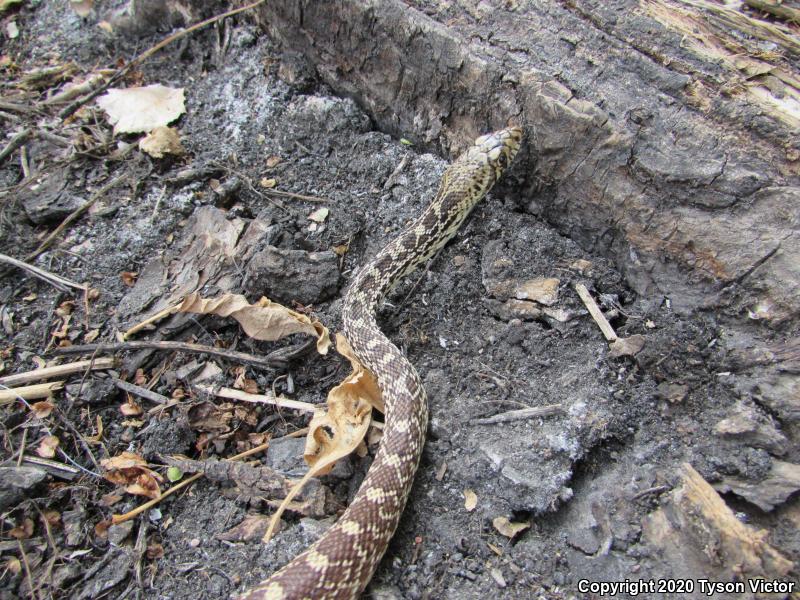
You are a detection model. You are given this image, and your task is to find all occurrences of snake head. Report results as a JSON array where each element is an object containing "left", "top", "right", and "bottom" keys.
[{"left": 473, "top": 126, "right": 523, "bottom": 181}]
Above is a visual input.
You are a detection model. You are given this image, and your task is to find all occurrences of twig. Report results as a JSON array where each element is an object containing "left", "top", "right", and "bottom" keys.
[
  {"left": 26, "top": 174, "right": 129, "bottom": 261},
  {"left": 745, "top": 0, "right": 800, "bottom": 24},
  {"left": 260, "top": 188, "right": 330, "bottom": 203},
  {"left": 0, "top": 128, "right": 32, "bottom": 163},
  {"left": 111, "top": 439, "right": 272, "bottom": 524},
  {"left": 0, "top": 252, "right": 87, "bottom": 292},
  {"left": 17, "top": 540, "right": 35, "bottom": 600},
  {"left": 469, "top": 404, "right": 564, "bottom": 425},
  {"left": 197, "top": 385, "right": 318, "bottom": 413},
  {"left": 0, "top": 382, "right": 64, "bottom": 404},
  {"left": 21, "top": 456, "right": 81, "bottom": 478},
  {"left": 574, "top": 283, "right": 618, "bottom": 341},
  {"left": 54, "top": 340, "right": 285, "bottom": 369},
  {"left": 0, "top": 358, "right": 115, "bottom": 387},
  {"left": 112, "top": 378, "right": 169, "bottom": 405},
  {"left": 59, "top": 0, "right": 268, "bottom": 120}
]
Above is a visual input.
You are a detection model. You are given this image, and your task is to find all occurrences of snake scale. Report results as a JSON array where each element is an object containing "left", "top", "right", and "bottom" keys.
[{"left": 241, "top": 127, "right": 523, "bottom": 600}]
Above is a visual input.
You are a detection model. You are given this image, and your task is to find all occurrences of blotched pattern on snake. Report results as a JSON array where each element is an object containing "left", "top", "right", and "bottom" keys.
[{"left": 241, "top": 127, "right": 523, "bottom": 600}]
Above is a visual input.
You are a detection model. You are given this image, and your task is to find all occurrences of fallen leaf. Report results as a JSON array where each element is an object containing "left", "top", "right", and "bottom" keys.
[
  {"left": 69, "top": 0, "right": 93, "bottom": 17},
  {"left": 31, "top": 400, "right": 54, "bottom": 418},
  {"left": 100, "top": 451, "right": 163, "bottom": 499},
  {"left": 22, "top": 293, "right": 36, "bottom": 302},
  {"left": 120, "top": 271, "right": 138, "bottom": 287},
  {"left": 146, "top": 542, "right": 164, "bottom": 559},
  {"left": 264, "top": 334, "right": 381, "bottom": 542},
  {"left": 5, "top": 557, "right": 20, "bottom": 575},
  {"left": 99, "top": 492, "right": 122, "bottom": 507},
  {"left": 9, "top": 518, "right": 34, "bottom": 539},
  {"left": 307, "top": 207, "right": 329, "bottom": 223},
  {"left": 265, "top": 155, "right": 281, "bottom": 168},
  {"left": 608, "top": 334, "right": 646, "bottom": 358},
  {"left": 176, "top": 292, "right": 331, "bottom": 354},
  {"left": 94, "top": 518, "right": 111, "bottom": 539},
  {"left": 85, "top": 415, "right": 104, "bottom": 445},
  {"left": 84, "top": 328, "right": 100, "bottom": 343},
  {"left": 36, "top": 435, "right": 60, "bottom": 458},
  {"left": 42, "top": 510, "right": 61, "bottom": 528},
  {"left": 492, "top": 516, "right": 530, "bottom": 539},
  {"left": 139, "top": 126, "right": 184, "bottom": 158},
  {"left": 260, "top": 177, "right": 277, "bottom": 188},
  {"left": 464, "top": 489, "right": 478, "bottom": 512},
  {"left": 119, "top": 398, "right": 142, "bottom": 416},
  {"left": 187, "top": 401, "right": 232, "bottom": 433},
  {"left": 56, "top": 301, "right": 74, "bottom": 317},
  {"left": 96, "top": 85, "right": 185, "bottom": 134},
  {"left": 242, "top": 378, "right": 259, "bottom": 395}
]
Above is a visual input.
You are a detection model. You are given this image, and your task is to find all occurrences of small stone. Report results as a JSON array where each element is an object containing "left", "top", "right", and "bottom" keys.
[
  {"left": 107, "top": 521, "right": 134, "bottom": 545},
  {"left": 189, "top": 538, "right": 200, "bottom": 547},
  {"left": 245, "top": 245, "right": 340, "bottom": 305},
  {"left": 713, "top": 403, "right": 787, "bottom": 455},
  {"left": 490, "top": 567, "right": 507, "bottom": 588},
  {"left": 0, "top": 466, "right": 47, "bottom": 511},
  {"left": 656, "top": 382, "right": 688, "bottom": 404}
]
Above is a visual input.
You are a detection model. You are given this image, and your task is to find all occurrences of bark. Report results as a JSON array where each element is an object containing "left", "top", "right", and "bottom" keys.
[{"left": 255, "top": 0, "right": 800, "bottom": 324}]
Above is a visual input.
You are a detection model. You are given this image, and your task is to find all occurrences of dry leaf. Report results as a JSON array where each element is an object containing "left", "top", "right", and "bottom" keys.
[
  {"left": 56, "top": 301, "right": 74, "bottom": 317},
  {"left": 264, "top": 333, "right": 381, "bottom": 542},
  {"left": 260, "top": 177, "right": 277, "bottom": 188},
  {"left": 464, "top": 489, "right": 478, "bottom": 512},
  {"left": 85, "top": 415, "right": 104, "bottom": 445},
  {"left": 94, "top": 518, "right": 111, "bottom": 539},
  {"left": 308, "top": 207, "right": 329, "bottom": 223},
  {"left": 242, "top": 378, "right": 259, "bottom": 395},
  {"left": 176, "top": 292, "right": 331, "bottom": 354},
  {"left": 84, "top": 328, "right": 100, "bottom": 343},
  {"left": 139, "top": 126, "right": 184, "bottom": 158},
  {"left": 120, "top": 271, "right": 138, "bottom": 287},
  {"left": 119, "top": 398, "right": 142, "bottom": 416},
  {"left": 42, "top": 510, "right": 61, "bottom": 528},
  {"left": 492, "top": 516, "right": 530, "bottom": 539},
  {"left": 100, "top": 451, "right": 163, "bottom": 499},
  {"left": 265, "top": 156, "right": 281, "bottom": 168},
  {"left": 9, "top": 518, "right": 34, "bottom": 539},
  {"left": 22, "top": 293, "right": 36, "bottom": 302},
  {"left": 5, "top": 557, "right": 21, "bottom": 575},
  {"left": 187, "top": 401, "right": 232, "bottom": 433},
  {"left": 97, "top": 85, "right": 185, "bottom": 134},
  {"left": 146, "top": 542, "right": 164, "bottom": 559},
  {"left": 36, "top": 435, "right": 59, "bottom": 458},
  {"left": 31, "top": 400, "right": 54, "bottom": 418},
  {"left": 69, "top": 0, "right": 93, "bottom": 16}
]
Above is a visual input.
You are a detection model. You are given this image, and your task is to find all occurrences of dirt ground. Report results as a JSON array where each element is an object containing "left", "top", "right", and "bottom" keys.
[{"left": 0, "top": 2, "right": 797, "bottom": 599}]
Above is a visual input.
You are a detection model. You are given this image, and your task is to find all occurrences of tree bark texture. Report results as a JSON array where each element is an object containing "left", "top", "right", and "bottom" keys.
[{"left": 256, "top": 0, "right": 799, "bottom": 326}]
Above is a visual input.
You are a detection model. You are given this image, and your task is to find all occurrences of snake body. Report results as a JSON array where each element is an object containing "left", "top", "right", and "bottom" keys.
[{"left": 241, "top": 127, "right": 523, "bottom": 600}]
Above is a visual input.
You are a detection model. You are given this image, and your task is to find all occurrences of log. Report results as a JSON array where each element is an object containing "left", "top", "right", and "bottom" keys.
[{"left": 255, "top": 0, "right": 800, "bottom": 323}]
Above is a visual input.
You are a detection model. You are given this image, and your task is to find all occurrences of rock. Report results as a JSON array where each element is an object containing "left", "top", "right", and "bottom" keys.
[
  {"left": 245, "top": 245, "right": 340, "bottom": 305},
  {"left": 485, "top": 298, "right": 542, "bottom": 322},
  {"left": 485, "top": 277, "right": 560, "bottom": 306},
  {"left": 264, "top": 436, "right": 307, "bottom": 476},
  {"left": 714, "top": 460, "right": 800, "bottom": 512},
  {"left": 21, "top": 167, "right": 82, "bottom": 225},
  {"left": 655, "top": 382, "right": 689, "bottom": 404},
  {"left": 642, "top": 463, "right": 793, "bottom": 584},
  {"left": 107, "top": 521, "right": 135, "bottom": 546},
  {"left": 713, "top": 402, "right": 787, "bottom": 455},
  {"left": 0, "top": 466, "right": 47, "bottom": 511},
  {"left": 608, "top": 335, "right": 646, "bottom": 358}
]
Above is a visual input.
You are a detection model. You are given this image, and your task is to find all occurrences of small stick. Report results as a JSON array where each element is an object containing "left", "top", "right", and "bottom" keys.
[
  {"left": 22, "top": 456, "right": 81, "bottom": 478},
  {"left": 123, "top": 304, "right": 178, "bottom": 339},
  {"left": 470, "top": 404, "right": 564, "bottom": 425},
  {"left": 0, "top": 252, "right": 88, "bottom": 292},
  {"left": 196, "top": 385, "right": 318, "bottom": 413},
  {"left": 27, "top": 175, "right": 129, "bottom": 261},
  {"left": 111, "top": 439, "right": 271, "bottom": 524},
  {"left": 745, "top": 0, "right": 800, "bottom": 24},
  {"left": 0, "top": 358, "right": 115, "bottom": 387},
  {"left": 0, "top": 128, "right": 31, "bottom": 163},
  {"left": 59, "top": 0, "right": 267, "bottom": 120},
  {"left": 54, "top": 340, "right": 284, "bottom": 369},
  {"left": 260, "top": 188, "right": 330, "bottom": 203},
  {"left": 0, "top": 382, "right": 64, "bottom": 404},
  {"left": 574, "top": 283, "right": 618, "bottom": 341},
  {"left": 112, "top": 379, "right": 169, "bottom": 405}
]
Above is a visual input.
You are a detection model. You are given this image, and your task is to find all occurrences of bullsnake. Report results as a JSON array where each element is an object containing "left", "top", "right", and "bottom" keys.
[{"left": 241, "top": 127, "right": 523, "bottom": 599}]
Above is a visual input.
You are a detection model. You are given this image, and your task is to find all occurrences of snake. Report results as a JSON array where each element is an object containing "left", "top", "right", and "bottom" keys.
[{"left": 240, "top": 127, "right": 523, "bottom": 600}]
